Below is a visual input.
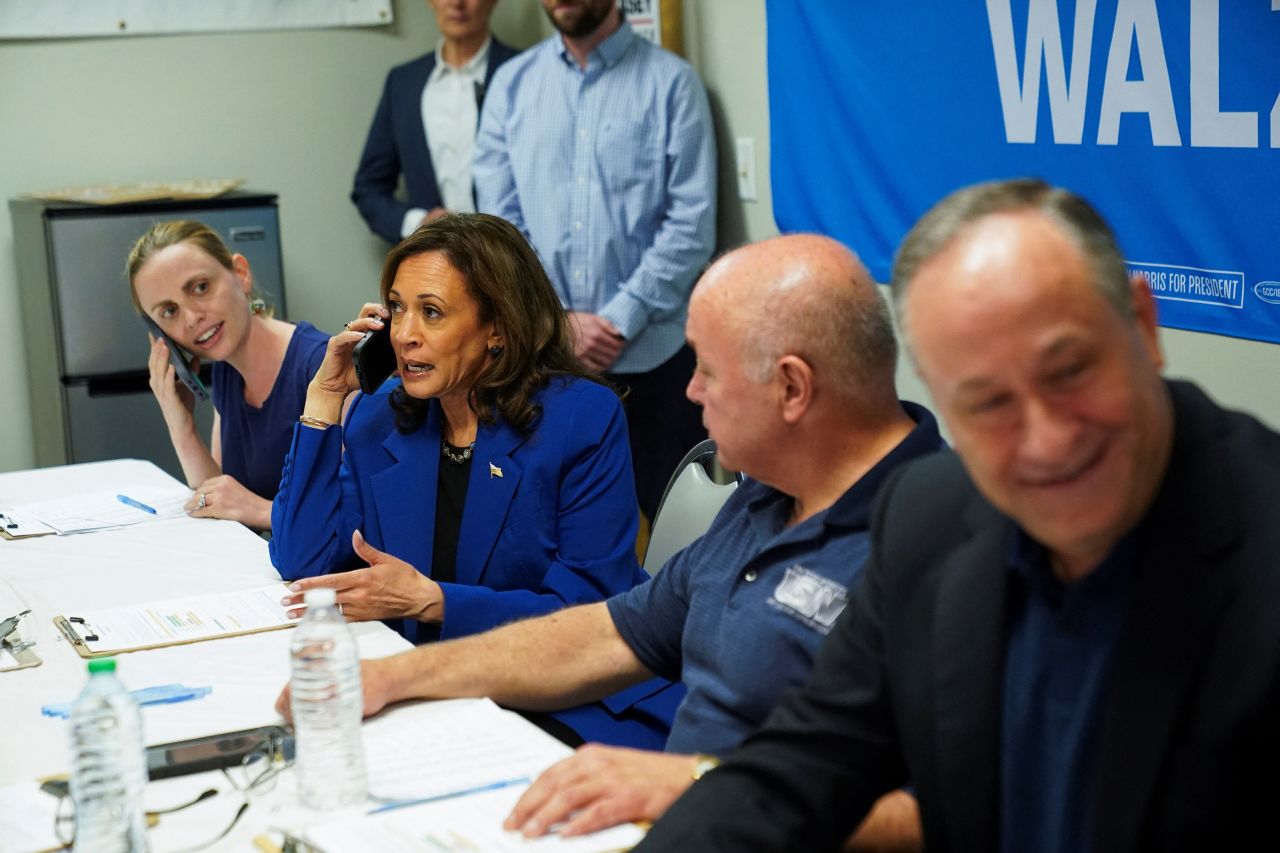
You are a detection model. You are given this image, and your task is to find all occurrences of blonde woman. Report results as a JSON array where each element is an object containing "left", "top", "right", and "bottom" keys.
[{"left": 127, "top": 220, "right": 328, "bottom": 530}]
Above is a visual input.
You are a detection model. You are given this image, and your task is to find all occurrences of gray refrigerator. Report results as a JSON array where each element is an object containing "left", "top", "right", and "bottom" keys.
[{"left": 10, "top": 191, "right": 286, "bottom": 480}]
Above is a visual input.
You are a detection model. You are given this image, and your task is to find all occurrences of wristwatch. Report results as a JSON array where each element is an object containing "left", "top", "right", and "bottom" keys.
[{"left": 691, "top": 754, "right": 720, "bottom": 781}]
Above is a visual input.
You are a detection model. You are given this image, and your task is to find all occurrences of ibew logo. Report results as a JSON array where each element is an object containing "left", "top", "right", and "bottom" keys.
[
  {"left": 769, "top": 565, "right": 848, "bottom": 634},
  {"left": 1254, "top": 281, "right": 1280, "bottom": 305}
]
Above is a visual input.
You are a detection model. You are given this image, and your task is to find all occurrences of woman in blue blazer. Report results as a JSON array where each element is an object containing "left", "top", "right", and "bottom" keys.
[{"left": 271, "top": 213, "right": 678, "bottom": 748}]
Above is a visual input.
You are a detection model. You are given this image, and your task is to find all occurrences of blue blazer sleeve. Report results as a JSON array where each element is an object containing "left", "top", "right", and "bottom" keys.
[{"left": 268, "top": 394, "right": 377, "bottom": 580}]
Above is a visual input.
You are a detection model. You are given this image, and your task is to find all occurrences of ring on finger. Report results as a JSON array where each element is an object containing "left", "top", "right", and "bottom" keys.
[
  {"left": 196, "top": 492, "right": 207, "bottom": 510},
  {"left": 337, "top": 602, "right": 344, "bottom": 616},
  {"left": 343, "top": 321, "right": 350, "bottom": 330}
]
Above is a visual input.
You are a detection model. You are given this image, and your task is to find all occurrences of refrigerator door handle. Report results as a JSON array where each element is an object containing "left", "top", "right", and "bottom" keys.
[{"left": 228, "top": 225, "right": 266, "bottom": 243}]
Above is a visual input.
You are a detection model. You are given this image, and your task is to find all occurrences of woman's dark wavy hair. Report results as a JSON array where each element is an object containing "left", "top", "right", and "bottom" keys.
[{"left": 382, "top": 213, "right": 602, "bottom": 434}]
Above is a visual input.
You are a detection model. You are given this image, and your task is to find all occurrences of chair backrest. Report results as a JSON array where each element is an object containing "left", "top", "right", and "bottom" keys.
[{"left": 643, "top": 439, "right": 742, "bottom": 575}]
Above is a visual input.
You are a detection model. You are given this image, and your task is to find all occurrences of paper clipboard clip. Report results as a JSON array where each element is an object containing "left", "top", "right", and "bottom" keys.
[
  {"left": 1, "top": 632, "right": 41, "bottom": 671},
  {"left": 54, "top": 616, "right": 99, "bottom": 651},
  {"left": 1, "top": 610, "right": 41, "bottom": 671}
]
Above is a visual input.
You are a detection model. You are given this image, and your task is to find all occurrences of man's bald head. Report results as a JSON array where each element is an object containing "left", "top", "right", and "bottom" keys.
[{"left": 691, "top": 234, "right": 898, "bottom": 411}]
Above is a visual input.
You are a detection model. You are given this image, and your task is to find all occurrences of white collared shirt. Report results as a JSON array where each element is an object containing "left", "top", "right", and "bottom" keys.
[{"left": 422, "top": 37, "right": 490, "bottom": 215}]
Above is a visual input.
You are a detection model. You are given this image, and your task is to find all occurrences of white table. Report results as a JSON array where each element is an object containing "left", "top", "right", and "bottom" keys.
[{"left": 0, "top": 459, "right": 410, "bottom": 851}]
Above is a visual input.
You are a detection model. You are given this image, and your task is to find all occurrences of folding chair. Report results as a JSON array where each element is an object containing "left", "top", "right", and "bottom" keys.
[{"left": 642, "top": 439, "right": 742, "bottom": 575}]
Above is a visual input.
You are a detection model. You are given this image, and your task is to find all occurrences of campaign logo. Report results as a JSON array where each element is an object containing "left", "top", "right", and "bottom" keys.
[
  {"left": 1127, "top": 262, "right": 1246, "bottom": 310},
  {"left": 1254, "top": 282, "right": 1280, "bottom": 306}
]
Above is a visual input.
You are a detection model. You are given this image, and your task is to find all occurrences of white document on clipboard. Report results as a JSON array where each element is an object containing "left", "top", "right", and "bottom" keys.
[
  {"left": 53, "top": 583, "right": 299, "bottom": 656},
  {"left": 2, "top": 484, "right": 190, "bottom": 535},
  {"left": 0, "top": 508, "right": 56, "bottom": 539}
]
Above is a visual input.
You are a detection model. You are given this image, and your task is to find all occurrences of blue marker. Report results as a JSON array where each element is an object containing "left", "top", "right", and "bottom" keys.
[
  {"left": 368, "top": 776, "right": 531, "bottom": 814},
  {"left": 116, "top": 494, "right": 157, "bottom": 515},
  {"left": 42, "top": 683, "right": 211, "bottom": 718}
]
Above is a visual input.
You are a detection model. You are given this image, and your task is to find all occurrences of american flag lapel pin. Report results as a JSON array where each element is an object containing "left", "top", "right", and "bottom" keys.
[{"left": 489, "top": 462, "right": 503, "bottom": 479}]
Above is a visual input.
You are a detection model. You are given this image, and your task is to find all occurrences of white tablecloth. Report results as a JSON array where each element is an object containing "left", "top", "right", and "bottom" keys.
[{"left": 0, "top": 459, "right": 410, "bottom": 851}]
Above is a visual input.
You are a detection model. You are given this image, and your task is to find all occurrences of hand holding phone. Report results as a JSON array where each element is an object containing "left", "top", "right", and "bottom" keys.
[
  {"left": 141, "top": 315, "right": 209, "bottom": 401},
  {"left": 353, "top": 324, "right": 396, "bottom": 395}
]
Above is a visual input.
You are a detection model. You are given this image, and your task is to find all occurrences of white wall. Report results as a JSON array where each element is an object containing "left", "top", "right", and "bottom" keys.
[
  {"left": 2, "top": 0, "right": 1275, "bottom": 473},
  {"left": 0, "top": 1, "right": 543, "bottom": 473}
]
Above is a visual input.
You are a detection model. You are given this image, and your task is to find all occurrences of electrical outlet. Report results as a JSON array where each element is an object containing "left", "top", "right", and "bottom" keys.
[{"left": 735, "top": 137, "right": 757, "bottom": 202}]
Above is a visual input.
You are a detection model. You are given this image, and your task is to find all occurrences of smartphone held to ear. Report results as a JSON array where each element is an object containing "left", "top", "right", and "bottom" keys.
[
  {"left": 353, "top": 324, "right": 396, "bottom": 395},
  {"left": 141, "top": 315, "right": 209, "bottom": 401}
]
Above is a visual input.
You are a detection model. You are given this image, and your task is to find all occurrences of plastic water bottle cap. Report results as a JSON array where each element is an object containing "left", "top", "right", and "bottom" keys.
[
  {"left": 87, "top": 658, "right": 117, "bottom": 674},
  {"left": 303, "top": 588, "right": 337, "bottom": 607}
]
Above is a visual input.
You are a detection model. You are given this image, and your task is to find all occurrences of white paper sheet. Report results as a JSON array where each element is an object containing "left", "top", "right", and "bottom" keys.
[
  {"left": 308, "top": 785, "right": 644, "bottom": 853},
  {"left": 0, "top": 781, "right": 62, "bottom": 853},
  {"left": 0, "top": 508, "right": 56, "bottom": 538},
  {"left": 5, "top": 484, "right": 191, "bottom": 535},
  {"left": 67, "top": 583, "right": 298, "bottom": 654},
  {"left": 362, "top": 699, "right": 573, "bottom": 802}
]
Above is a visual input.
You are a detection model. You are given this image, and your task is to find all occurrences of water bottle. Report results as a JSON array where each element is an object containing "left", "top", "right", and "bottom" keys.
[
  {"left": 68, "top": 657, "right": 149, "bottom": 853},
  {"left": 290, "top": 587, "right": 367, "bottom": 809}
]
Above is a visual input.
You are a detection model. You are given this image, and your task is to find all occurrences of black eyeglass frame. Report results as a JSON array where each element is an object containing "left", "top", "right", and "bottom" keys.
[{"left": 50, "top": 737, "right": 292, "bottom": 852}]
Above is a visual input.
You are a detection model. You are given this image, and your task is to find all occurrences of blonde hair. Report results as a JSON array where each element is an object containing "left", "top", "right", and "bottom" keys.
[{"left": 126, "top": 220, "right": 270, "bottom": 316}]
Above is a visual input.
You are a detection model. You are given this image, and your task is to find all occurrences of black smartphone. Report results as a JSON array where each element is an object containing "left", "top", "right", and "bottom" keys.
[
  {"left": 146, "top": 725, "right": 294, "bottom": 780},
  {"left": 141, "top": 315, "right": 209, "bottom": 401},
  {"left": 353, "top": 324, "right": 396, "bottom": 395}
]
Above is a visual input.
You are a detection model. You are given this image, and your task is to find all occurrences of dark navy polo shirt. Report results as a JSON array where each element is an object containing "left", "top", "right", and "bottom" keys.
[
  {"left": 999, "top": 529, "right": 1137, "bottom": 853},
  {"left": 608, "top": 402, "right": 944, "bottom": 755}
]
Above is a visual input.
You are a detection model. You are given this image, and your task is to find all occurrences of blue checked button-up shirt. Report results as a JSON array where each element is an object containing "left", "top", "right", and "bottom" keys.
[{"left": 474, "top": 22, "right": 717, "bottom": 374}]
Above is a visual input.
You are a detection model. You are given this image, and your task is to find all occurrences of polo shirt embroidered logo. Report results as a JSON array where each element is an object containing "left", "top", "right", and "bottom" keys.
[{"left": 768, "top": 565, "right": 848, "bottom": 634}]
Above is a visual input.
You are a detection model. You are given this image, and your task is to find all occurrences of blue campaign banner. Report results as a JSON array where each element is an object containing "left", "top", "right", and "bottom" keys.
[{"left": 766, "top": 0, "right": 1280, "bottom": 344}]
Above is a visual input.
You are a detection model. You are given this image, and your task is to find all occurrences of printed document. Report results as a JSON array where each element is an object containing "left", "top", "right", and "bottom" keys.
[
  {"left": 312, "top": 700, "right": 646, "bottom": 852},
  {"left": 362, "top": 698, "right": 572, "bottom": 802},
  {"left": 309, "top": 784, "right": 644, "bottom": 852},
  {"left": 65, "top": 583, "right": 297, "bottom": 654},
  {"left": 3, "top": 484, "right": 190, "bottom": 535}
]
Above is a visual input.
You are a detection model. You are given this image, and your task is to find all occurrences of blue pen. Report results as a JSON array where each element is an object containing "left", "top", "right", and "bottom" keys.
[
  {"left": 116, "top": 494, "right": 157, "bottom": 515},
  {"left": 368, "top": 776, "right": 531, "bottom": 815},
  {"left": 42, "top": 683, "right": 211, "bottom": 718}
]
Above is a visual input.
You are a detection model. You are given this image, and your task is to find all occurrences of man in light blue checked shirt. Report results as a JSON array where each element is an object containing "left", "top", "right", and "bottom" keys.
[{"left": 475, "top": 0, "right": 717, "bottom": 521}]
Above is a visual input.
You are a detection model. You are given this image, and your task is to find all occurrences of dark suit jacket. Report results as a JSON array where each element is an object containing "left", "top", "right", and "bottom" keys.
[
  {"left": 639, "top": 380, "right": 1280, "bottom": 852},
  {"left": 351, "top": 38, "right": 519, "bottom": 243}
]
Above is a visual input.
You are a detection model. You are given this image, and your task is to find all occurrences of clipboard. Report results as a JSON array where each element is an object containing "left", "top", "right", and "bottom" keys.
[
  {"left": 0, "top": 511, "right": 56, "bottom": 540},
  {"left": 52, "top": 584, "right": 300, "bottom": 658},
  {"left": 0, "top": 632, "right": 41, "bottom": 670},
  {"left": 53, "top": 613, "right": 296, "bottom": 658}
]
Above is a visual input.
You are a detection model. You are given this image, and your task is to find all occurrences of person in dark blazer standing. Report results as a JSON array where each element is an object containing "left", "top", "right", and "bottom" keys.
[
  {"left": 638, "top": 178, "right": 1280, "bottom": 852},
  {"left": 352, "top": 0, "right": 518, "bottom": 243}
]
